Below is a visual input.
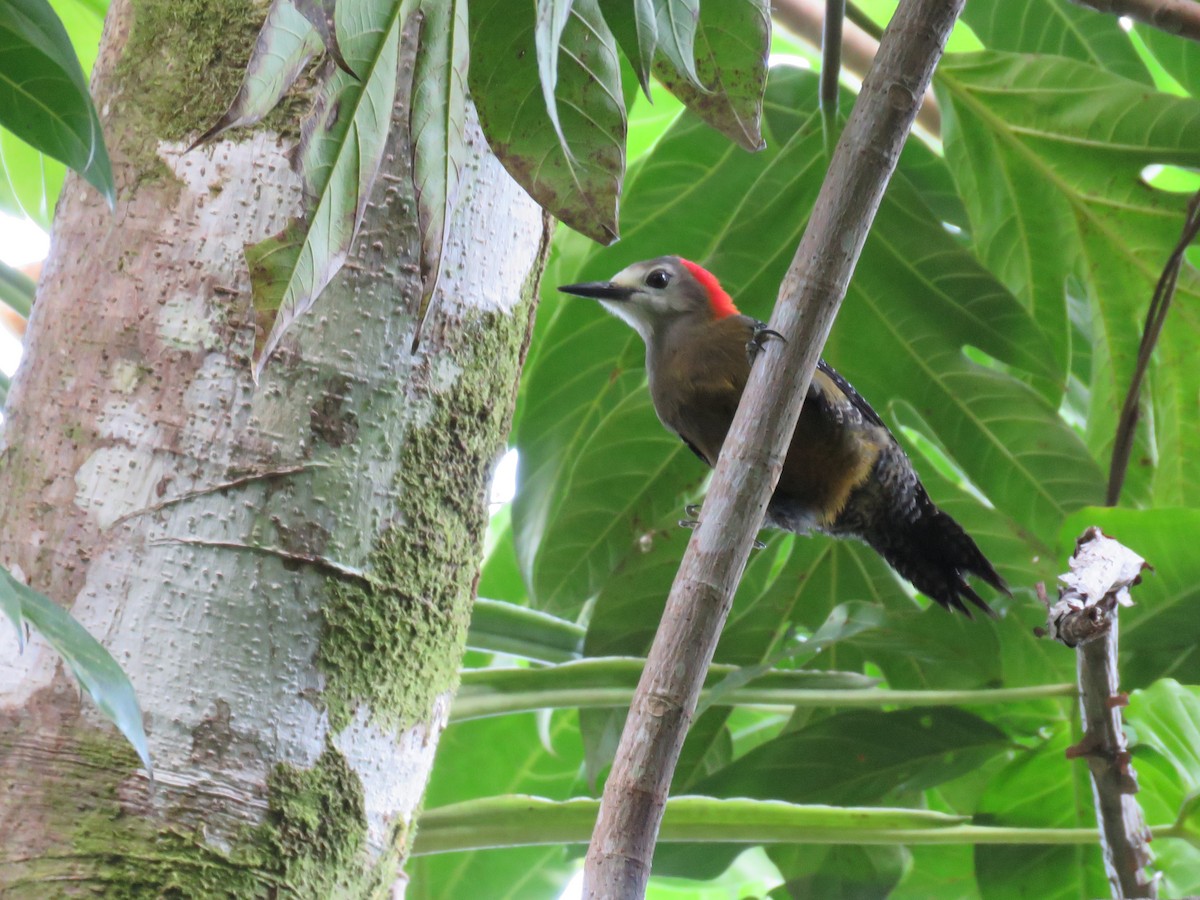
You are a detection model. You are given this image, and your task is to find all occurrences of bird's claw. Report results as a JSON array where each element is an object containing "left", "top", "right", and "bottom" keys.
[
  {"left": 746, "top": 326, "right": 786, "bottom": 365},
  {"left": 684, "top": 503, "right": 702, "bottom": 517}
]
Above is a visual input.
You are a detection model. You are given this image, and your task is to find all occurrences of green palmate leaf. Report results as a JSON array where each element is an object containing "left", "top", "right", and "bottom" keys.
[
  {"left": 413, "top": 794, "right": 973, "bottom": 856},
  {"left": 0, "top": 565, "right": 151, "bottom": 774},
  {"left": 191, "top": 0, "right": 326, "bottom": 147},
  {"left": 469, "top": 0, "right": 625, "bottom": 244},
  {"left": 767, "top": 844, "right": 906, "bottom": 900},
  {"left": 1136, "top": 25, "right": 1200, "bottom": 95},
  {"left": 466, "top": 597, "right": 584, "bottom": 663},
  {"left": 689, "top": 707, "right": 1009, "bottom": 806},
  {"left": 410, "top": 0, "right": 468, "bottom": 326},
  {"left": 651, "top": 0, "right": 769, "bottom": 151},
  {"left": 0, "top": 257, "right": 35, "bottom": 318},
  {"left": 251, "top": 5, "right": 416, "bottom": 374},
  {"left": 961, "top": 0, "right": 1149, "bottom": 84},
  {"left": 974, "top": 725, "right": 1107, "bottom": 900},
  {"left": 408, "top": 711, "right": 584, "bottom": 899},
  {"left": 937, "top": 52, "right": 1200, "bottom": 505},
  {"left": 0, "top": 0, "right": 113, "bottom": 206},
  {"left": 651, "top": 0, "right": 702, "bottom": 91},
  {"left": 602, "top": 0, "right": 656, "bottom": 97},
  {"left": 1059, "top": 507, "right": 1200, "bottom": 687}
]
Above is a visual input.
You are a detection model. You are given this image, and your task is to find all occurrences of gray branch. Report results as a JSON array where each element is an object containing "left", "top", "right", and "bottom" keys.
[
  {"left": 580, "top": 0, "right": 968, "bottom": 895},
  {"left": 1040, "top": 527, "right": 1156, "bottom": 898}
]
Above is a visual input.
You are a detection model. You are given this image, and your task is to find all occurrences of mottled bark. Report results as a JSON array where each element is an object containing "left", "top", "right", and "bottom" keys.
[{"left": 0, "top": 0, "right": 549, "bottom": 894}]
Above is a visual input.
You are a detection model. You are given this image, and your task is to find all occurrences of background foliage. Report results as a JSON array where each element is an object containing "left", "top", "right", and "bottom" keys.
[{"left": 2, "top": 0, "right": 1199, "bottom": 896}]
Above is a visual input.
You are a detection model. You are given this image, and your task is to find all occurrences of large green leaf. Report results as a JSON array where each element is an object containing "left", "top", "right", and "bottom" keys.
[
  {"left": 651, "top": 0, "right": 769, "bottom": 152},
  {"left": 689, "top": 707, "right": 1009, "bottom": 806},
  {"left": 937, "top": 52, "right": 1200, "bottom": 505},
  {"left": 469, "top": 0, "right": 625, "bottom": 244},
  {"left": 1, "top": 565, "right": 151, "bottom": 774},
  {"left": 961, "top": 0, "right": 1148, "bottom": 84},
  {"left": 974, "top": 725, "right": 1108, "bottom": 900},
  {"left": 0, "top": 0, "right": 113, "bottom": 206}
]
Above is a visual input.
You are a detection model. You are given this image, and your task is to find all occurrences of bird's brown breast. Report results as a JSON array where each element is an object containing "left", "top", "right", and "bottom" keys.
[{"left": 647, "top": 316, "right": 887, "bottom": 530}]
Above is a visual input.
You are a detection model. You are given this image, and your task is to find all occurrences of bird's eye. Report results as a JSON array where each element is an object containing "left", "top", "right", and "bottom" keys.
[{"left": 646, "top": 269, "right": 671, "bottom": 289}]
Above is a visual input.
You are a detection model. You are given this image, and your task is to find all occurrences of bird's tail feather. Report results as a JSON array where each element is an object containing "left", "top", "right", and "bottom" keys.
[{"left": 861, "top": 496, "right": 1007, "bottom": 617}]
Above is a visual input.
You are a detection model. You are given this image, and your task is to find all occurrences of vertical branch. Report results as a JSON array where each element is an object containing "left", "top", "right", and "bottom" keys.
[
  {"left": 820, "top": 0, "right": 846, "bottom": 154},
  {"left": 1040, "top": 529, "right": 1155, "bottom": 897},
  {"left": 1107, "top": 191, "right": 1200, "bottom": 505},
  {"left": 581, "top": 0, "right": 967, "bottom": 895}
]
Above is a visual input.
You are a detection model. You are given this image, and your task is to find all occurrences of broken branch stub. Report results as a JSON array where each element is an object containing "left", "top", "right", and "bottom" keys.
[{"left": 1038, "top": 526, "right": 1156, "bottom": 899}]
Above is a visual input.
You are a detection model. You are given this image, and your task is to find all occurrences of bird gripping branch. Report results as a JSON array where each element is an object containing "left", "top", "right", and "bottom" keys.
[{"left": 560, "top": 256, "right": 1007, "bottom": 616}]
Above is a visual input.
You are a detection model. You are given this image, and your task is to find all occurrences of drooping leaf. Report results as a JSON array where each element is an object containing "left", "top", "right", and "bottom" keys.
[
  {"left": 293, "top": 0, "right": 354, "bottom": 76},
  {"left": 469, "top": 0, "right": 626, "bottom": 244},
  {"left": 251, "top": 6, "right": 417, "bottom": 374},
  {"left": 0, "top": 0, "right": 113, "bottom": 206},
  {"left": 534, "top": 0, "right": 574, "bottom": 157},
  {"left": 410, "top": 0, "right": 468, "bottom": 336},
  {"left": 191, "top": 0, "right": 326, "bottom": 147},
  {"left": 0, "top": 565, "right": 151, "bottom": 774},
  {"left": 651, "top": 0, "right": 769, "bottom": 151},
  {"left": 650, "top": 0, "right": 702, "bottom": 91},
  {"left": 602, "top": 0, "right": 656, "bottom": 97}
]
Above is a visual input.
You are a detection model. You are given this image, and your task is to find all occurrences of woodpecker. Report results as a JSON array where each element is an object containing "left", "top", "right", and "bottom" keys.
[{"left": 558, "top": 256, "right": 1007, "bottom": 616}]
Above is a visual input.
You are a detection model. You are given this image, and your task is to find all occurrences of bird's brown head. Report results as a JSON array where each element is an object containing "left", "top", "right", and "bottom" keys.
[{"left": 558, "top": 256, "right": 739, "bottom": 342}]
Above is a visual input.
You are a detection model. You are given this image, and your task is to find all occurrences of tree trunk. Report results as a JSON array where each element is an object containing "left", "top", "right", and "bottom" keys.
[{"left": 0, "top": 0, "right": 549, "bottom": 894}]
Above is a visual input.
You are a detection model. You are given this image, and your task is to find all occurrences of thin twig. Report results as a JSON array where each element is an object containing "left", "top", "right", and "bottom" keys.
[
  {"left": 772, "top": 0, "right": 942, "bottom": 136},
  {"left": 1067, "top": 0, "right": 1200, "bottom": 43},
  {"left": 820, "top": 0, "right": 846, "bottom": 154},
  {"left": 1107, "top": 190, "right": 1200, "bottom": 505},
  {"left": 1041, "top": 528, "right": 1155, "bottom": 897},
  {"left": 581, "top": 0, "right": 967, "bottom": 895}
]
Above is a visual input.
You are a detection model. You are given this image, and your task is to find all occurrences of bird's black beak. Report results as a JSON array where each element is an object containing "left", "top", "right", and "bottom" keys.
[{"left": 557, "top": 281, "right": 635, "bottom": 302}]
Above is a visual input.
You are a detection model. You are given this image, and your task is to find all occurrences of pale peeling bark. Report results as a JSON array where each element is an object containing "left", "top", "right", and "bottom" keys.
[{"left": 0, "top": 0, "right": 548, "bottom": 894}]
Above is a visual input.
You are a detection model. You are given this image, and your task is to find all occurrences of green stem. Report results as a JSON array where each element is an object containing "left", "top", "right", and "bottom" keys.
[
  {"left": 412, "top": 795, "right": 1183, "bottom": 856},
  {"left": 450, "top": 671, "right": 1075, "bottom": 722}
]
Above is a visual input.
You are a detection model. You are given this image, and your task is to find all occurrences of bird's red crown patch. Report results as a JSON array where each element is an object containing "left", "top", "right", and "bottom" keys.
[{"left": 680, "top": 258, "right": 739, "bottom": 319}]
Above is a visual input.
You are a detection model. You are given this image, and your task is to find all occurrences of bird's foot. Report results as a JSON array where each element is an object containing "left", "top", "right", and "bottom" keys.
[{"left": 746, "top": 324, "right": 785, "bottom": 365}]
